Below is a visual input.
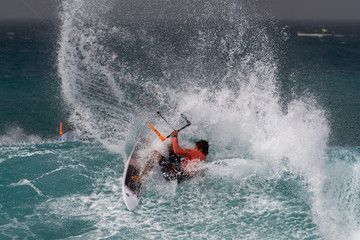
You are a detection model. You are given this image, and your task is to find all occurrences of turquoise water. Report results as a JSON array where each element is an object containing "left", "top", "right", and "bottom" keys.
[{"left": 1, "top": 1, "right": 360, "bottom": 239}]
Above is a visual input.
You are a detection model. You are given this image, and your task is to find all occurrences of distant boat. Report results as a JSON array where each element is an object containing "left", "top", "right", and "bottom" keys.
[{"left": 297, "top": 28, "right": 334, "bottom": 37}]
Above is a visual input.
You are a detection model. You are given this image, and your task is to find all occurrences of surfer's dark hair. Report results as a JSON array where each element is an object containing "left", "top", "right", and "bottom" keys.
[{"left": 196, "top": 140, "right": 209, "bottom": 156}]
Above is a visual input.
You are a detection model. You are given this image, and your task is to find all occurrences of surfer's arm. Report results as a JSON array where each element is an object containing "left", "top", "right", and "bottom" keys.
[{"left": 172, "top": 136, "right": 193, "bottom": 158}]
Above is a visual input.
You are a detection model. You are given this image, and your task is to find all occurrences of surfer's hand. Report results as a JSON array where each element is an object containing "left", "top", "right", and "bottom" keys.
[
  {"left": 131, "top": 176, "right": 141, "bottom": 182},
  {"left": 170, "top": 130, "right": 178, "bottom": 137}
]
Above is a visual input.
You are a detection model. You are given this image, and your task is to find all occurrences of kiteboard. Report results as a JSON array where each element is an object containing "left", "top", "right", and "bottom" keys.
[{"left": 122, "top": 138, "right": 148, "bottom": 211}]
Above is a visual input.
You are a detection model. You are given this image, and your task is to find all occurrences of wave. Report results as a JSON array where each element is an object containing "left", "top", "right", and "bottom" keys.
[
  {"left": 56, "top": 0, "right": 360, "bottom": 239},
  {"left": 0, "top": 127, "right": 42, "bottom": 145}
]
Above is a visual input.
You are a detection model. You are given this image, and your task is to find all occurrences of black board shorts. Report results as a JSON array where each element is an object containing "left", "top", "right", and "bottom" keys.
[{"left": 158, "top": 152, "right": 191, "bottom": 184}]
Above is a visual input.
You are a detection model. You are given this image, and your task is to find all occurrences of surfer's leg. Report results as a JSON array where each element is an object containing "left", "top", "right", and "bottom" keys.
[{"left": 132, "top": 150, "right": 162, "bottom": 182}]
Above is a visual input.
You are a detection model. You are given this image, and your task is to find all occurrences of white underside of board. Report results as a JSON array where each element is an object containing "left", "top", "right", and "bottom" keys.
[{"left": 122, "top": 184, "right": 140, "bottom": 211}]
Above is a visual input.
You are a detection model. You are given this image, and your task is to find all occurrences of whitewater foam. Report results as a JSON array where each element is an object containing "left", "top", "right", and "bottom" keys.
[
  {"left": 0, "top": 127, "right": 42, "bottom": 145},
  {"left": 9, "top": 179, "right": 44, "bottom": 197}
]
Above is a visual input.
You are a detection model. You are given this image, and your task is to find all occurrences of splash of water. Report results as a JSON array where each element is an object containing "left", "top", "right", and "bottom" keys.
[
  {"left": 0, "top": 127, "right": 42, "bottom": 145},
  {"left": 57, "top": 0, "right": 360, "bottom": 239}
]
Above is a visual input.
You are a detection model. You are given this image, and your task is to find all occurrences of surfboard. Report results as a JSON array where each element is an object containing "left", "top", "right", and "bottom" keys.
[
  {"left": 297, "top": 32, "right": 334, "bottom": 37},
  {"left": 60, "top": 130, "right": 81, "bottom": 141},
  {"left": 122, "top": 138, "right": 148, "bottom": 211}
]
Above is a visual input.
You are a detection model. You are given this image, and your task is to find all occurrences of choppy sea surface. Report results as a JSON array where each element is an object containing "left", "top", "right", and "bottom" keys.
[{"left": 1, "top": 1, "right": 360, "bottom": 239}]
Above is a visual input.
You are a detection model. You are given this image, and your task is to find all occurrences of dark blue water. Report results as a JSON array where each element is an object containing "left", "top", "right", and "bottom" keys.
[
  {"left": 1, "top": 3, "right": 360, "bottom": 239},
  {"left": 0, "top": 21, "right": 62, "bottom": 140}
]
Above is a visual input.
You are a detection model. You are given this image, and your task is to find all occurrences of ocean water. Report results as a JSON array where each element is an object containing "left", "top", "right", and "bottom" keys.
[{"left": 1, "top": 1, "right": 360, "bottom": 239}]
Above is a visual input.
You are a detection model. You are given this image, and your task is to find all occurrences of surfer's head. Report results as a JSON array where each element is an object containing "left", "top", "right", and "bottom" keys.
[{"left": 195, "top": 140, "right": 209, "bottom": 156}]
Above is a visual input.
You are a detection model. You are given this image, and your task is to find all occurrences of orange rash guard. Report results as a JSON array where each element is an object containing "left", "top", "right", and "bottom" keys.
[{"left": 172, "top": 136, "right": 206, "bottom": 175}]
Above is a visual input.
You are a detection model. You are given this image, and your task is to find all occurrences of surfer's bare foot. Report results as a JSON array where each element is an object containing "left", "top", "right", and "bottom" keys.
[{"left": 131, "top": 176, "right": 141, "bottom": 182}]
